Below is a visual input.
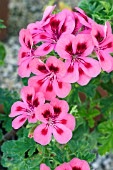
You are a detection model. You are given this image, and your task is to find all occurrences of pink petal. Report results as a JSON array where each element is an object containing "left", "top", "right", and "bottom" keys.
[
  {"left": 55, "top": 163, "right": 71, "bottom": 170},
  {"left": 40, "top": 78, "right": 56, "bottom": 100},
  {"left": 18, "top": 47, "right": 30, "bottom": 65},
  {"left": 80, "top": 57, "right": 101, "bottom": 77},
  {"left": 34, "top": 124, "right": 52, "bottom": 145},
  {"left": 42, "top": 5, "right": 56, "bottom": 22},
  {"left": 46, "top": 56, "right": 66, "bottom": 77},
  {"left": 34, "top": 43, "right": 55, "bottom": 56},
  {"left": 18, "top": 58, "right": 32, "bottom": 78},
  {"left": 30, "top": 58, "right": 49, "bottom": 75},
  {"left": 50, "top": 98, "right": 69, "bottom": 119},
  {"left": 34, "top": 92, "right": 45, "bottom": 107},
  {"left": 12, "top": 114, "right": 27, "bottom": 129},
  {"left": 20, "top": 86, "right": 35, "bottom": 105},
  {"left": 28, "top": 113, "right": 37, "bottom": 123},
  {"left": 28, "top": 75, "right": 46, "bottom": 92},
  {"left": 60, "top": 114, "right": 76, "bottom": 131},
  {"left": 19, "top": 29, "right": 33, "bottom": 50},
  {"left": 53, "top": 78, "right": 71, "bottom": 98},
  {"left": 40, "top": 163, "right": 51, "bottom": 170},
  {"left": 104, "top": 21, "right": 112, "bottom": 38},
  {"left": 9, "top": 101, "right": 27, "bottom": 117},
  {"left": 74, "top": 34, "right": 94, "bottom": 57},
  {"left": 70, "top": 158, "right": 90, "bottom": 170},
  {"left": 77, "top": 67, "right": 91, "bottom": 86},
  {"left": 56, "top": 34, "right": 75, "bottom": 59},
  {"left": 53, "top": 124, "right": 72, "bottom": 144},
  {"left": 62, "top": 60, "right": 79, "bottom": 83},
  {"left": 97, "top": 51, "right": 113, "bottom": 72},
  {"left": 35, "top": 103, "right": 53, "bottom": 123}
]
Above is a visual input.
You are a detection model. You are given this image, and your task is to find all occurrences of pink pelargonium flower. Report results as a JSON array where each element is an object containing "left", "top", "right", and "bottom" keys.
[
  {"left": 28, "top": 56, "right": 71, "bottom": 100},
  {"left": 55, "top": 163, "right": 72, "bottom": 170},
  {"left": 33, "top": 98, "right": 75, "bottom": 145},
  {"left": 40, "top": 163, "right": 51, "bottom": 170},
  {"left": 69, "top": 158, "right": 90, "bottom": 170},
  {"left": 32, "top": 9, "right": 75, "bottom": 56},
  {"left": 18, "top": 29, "right": 41, "bottom": 77},
  {"left": 9, "top": 86, "right": 45, "bottom": 129},
  {"left": 55, "top": 158, "right": 90, "bottom": 170},
  {"left": 91, "top": 21, "right": 113, "bottom": 72},
  {"left": 56, "top": 34, "right": 101, "bottom": 86}
]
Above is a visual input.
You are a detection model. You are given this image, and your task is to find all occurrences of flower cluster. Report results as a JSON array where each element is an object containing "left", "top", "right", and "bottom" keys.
[
  {"left": 9, "top": 5, "right": 113, "bottom": 169},
  {"left": 40, "top": 157, "right": 90, "bottom": 170}
]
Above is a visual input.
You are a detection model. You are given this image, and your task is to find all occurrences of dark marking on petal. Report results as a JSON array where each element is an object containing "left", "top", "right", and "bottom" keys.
[
  {"left": 27, "top": 40, "right": 31, "bottom": 49},
  {"left": 84, "top": 62, "right": 92, "bottom": 69},
  {"left": 49, "top": 64, "right": 59, "bottom": 73},
  {"left": 19, "top": 117, "right": 26, "bottom": 122},
  {"left": 65, "top": 42, "right": 73, "bottom": 55},
  {"left": 67, "top": 65, "right": 74, "bottom": 73},
  {"left": 107, "top": 42, "right": 113, "bottom": 48},
  {"left": 41, "top": 127, "right": 48, "bottom": 135},
  {"left": 76, "top": 43, "right": 87, "bottom": 54},
  {"left": 95, "top": 31, "right": 104, "bottom": 42},
  {"left": 58, "top": 82, "right": 62, "bottom": 89},
  {"left": 46, "top": 82, "right": 53, "bottom": 91},
  {"left": 54, "top": 106, "right": 61, "bottom": 117},
  {"left": 40, "top": 34, "right": 47, "bottom": 39},
  {"left": 27, "top": 63, "right": 29, "bottom": 68},
  {"left": 43, "top": 45, "right": 50, "bottom": 51},
  {"left": 72, "top": 167, "right": 81, "bottom": 170},
  {"left": 16, "top": 106, "right": 24, "bottom": 111},
  {"left": 56, "top": 127, "right": 63, "bottom": 135},
  {"left": 50, "top": 19, "right": 60, "bottom": 32},
  {"left": 61, "top": 119, "right": 67, "bottom": 124},
  {"left": 60, "top": 24, "right": 66, "bottom": 34},
  {"left": 99, "top": 54, "right": 104, "bottom": 62},
  {"left": 79, "top": 67, "right": 84, "bottom": 75},
  {"left": 32, "top": 113, "right": 35, "bottom": 119},
  {"left": 21, "top": 52, "right": 27, "bottom": 58},
  {"left": 38, "top": 65, "right": 48, "bottom": 74},
  {"left": 37, "top": 79, "right": 44, "bottom": 86},
  {"left": 27, "top": 94, "right": 32, "bottom": 102},
  {"left": 43, "top": 110, "right": 51, "bottom": 119},
  {"left": 33, "top": 99, "right": 39, "bottom": 107}
]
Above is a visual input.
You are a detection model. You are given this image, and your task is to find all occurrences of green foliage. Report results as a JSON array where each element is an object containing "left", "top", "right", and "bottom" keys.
[
  {"left": 78, "top": 0, "right": 113, "bottom": 29},
  {"left": 98, "top": 120, "right": 113, "bottom": 155},
  {"left": 0, "top": 42, "right": 6, "bottom": 65},
  {"left": 0, "top": 19, "right": 6, "bottom": 29}
]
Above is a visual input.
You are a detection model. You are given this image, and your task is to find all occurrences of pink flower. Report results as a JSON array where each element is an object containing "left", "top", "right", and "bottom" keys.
[
  {"left": 55, "top": 163, "right": 72, "bottom": 170},
  {"left": 18, "top": 28, "right": 52, "bottom": 78},
  {"left": 18, "top": 29, "right": 41, "bottom": 77},
  {"left": 56, "top": 34, "right": 101, "bottom": 86},
  {"left": 40, "top": 163, "right": 51, "bottom": 170},
  {"left": 91, "top": 22, "right": 113, "bottom": 72},
  {"left": 55, "top": 158, "right": 90, "bottom": 170},
  {"left": 33, "top": 98, "right": 75, "bottom": 145},
  {"left": 32, "top": 9, "right": 75, "bottom": 56},
  {"left": 28, "top": 56, "right": 71, "bottom": 100},
  {"left": 69, "top": 158, "right": 90, "bottom": 170},
  {"left": 9, "top": 86, "right": 45, "bottom": 129}
]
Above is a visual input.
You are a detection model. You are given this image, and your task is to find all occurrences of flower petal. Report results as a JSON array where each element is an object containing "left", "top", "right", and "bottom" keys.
[
  {"left": 60, "top": 114, "right": 76, "bottom": 131},
  {"left": 46, "top": 56, "right": 66, "bottom": 77},
  {"left": 40, "top": 163, "right": 51, "bottom": 170},
  {"left": 50, "top": 98, "right": 69, "bottom": 119},
  {"left": 55, "top": 163, "right": 71, "bottom": 170},
  {"left": 53, "top": 124, "right": 72, "bottom": 144},
  {"left": 53, "top": 78, "right": 71, "bottom": 98},
  {"left": 12, "top": 114, "right": 27, "bottom": 129},
  {"left": 9, "top": 101, "right": 27, "bottom": 117},
  {"left": 80, "top": 57, "right": 101, "bottom": 77},
  {"left": 35, "top": 103, "right": 54, "bottom": 123},
  {"left": 34, "top": 124, "right": 52, "bottom": 145},
  {"left": 70, "top": 158, "right": 90, "bottom": 170},
  {"left": 77, "top": 67, "right": 91, "bottom": 86}
]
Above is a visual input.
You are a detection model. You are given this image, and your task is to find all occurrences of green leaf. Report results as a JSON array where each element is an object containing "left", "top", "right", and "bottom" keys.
[
  {"left": 0, "top": 42, "right": 6, "bottom": 65},
  {"left": 98, "top": 120, "right": 113, "bottom": 155}
]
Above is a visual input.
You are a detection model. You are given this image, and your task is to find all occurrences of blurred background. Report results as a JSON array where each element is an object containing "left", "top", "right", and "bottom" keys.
[{"left": 0, "top": 0, "right": 113, "bottom": 170}]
